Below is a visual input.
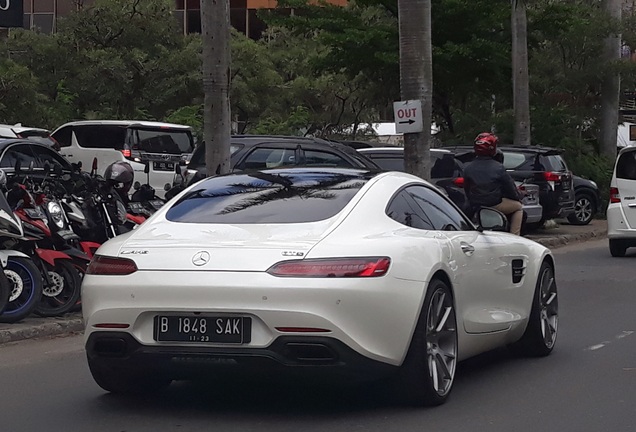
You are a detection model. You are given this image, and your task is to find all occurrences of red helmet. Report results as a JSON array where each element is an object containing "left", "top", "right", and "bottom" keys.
[{"left": 474, "top": 132, "right": 499, "bottom": 157}]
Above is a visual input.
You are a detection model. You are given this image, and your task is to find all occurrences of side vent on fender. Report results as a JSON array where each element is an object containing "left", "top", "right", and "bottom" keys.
[{"left": 511, "top": 259, "right": 525, "bottom": 284}]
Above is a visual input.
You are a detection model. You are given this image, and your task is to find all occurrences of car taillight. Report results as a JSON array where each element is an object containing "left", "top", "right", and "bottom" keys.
[
  {"left": 543, "top": 172, "right": 562, "bottom": 182},
  {"left": 453, "top": 177, "right": 464, "bottom": 187},
  {"left": 86, "top": 255, "right": 138, "bottom": 275},
  {"left": 121, "top": 149, "right": 132, "bottom": 158},
  {"left": 267, "top": 257, "right": 391, "bottom": 278},
  {"left": 610, "top": 187, "right": 621, "bottom": 203}
]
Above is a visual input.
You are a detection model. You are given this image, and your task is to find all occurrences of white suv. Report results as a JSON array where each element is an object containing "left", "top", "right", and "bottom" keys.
[
  {"left": 51, "top": 120, "right": 195, "bottom": 198},
  {"left": 607, "top": 146, "right": 636, "bottom": 256}
]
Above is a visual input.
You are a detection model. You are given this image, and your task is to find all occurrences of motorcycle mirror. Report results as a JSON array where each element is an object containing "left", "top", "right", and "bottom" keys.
[
  {"left": 175, "top": 164, "right": 182, "bottom": 176},
  {"left": 91, "top": 158, "right": 98, "bottom": 176},
  {"left": 164, "top": 183, "right": 172, "bottom": 191},
  {"left": 144, "top": 163, "right": 150, "bottom": 174},
  {"left": 133, "top": 181, "right": 141, "bottom": 190}
]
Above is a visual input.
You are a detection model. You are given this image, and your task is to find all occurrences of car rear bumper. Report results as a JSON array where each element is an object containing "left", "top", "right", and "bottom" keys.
[
  {"left": 522, "top": 204, "right": 543, "bottom": 224},
  {"left": 86, "top": 331, "right": 398, "bottom": 383},
  {"left": 607, "top": 205, "right": 636, "bottom": 238}
]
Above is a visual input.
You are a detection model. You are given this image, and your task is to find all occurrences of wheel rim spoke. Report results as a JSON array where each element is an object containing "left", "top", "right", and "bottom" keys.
[
  {"left": 425, "top": 287, "right": 457, "bottom": 396},
  {"left": 539, "top": 268, "right": 558, "bottom": 347}
]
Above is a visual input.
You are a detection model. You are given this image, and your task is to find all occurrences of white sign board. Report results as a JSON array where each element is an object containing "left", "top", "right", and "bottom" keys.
[{"left": 393, "top": 100, "right": 424, "bottom": 134}]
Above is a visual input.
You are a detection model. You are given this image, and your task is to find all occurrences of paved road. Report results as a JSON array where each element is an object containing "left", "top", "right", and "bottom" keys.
[{"left": 1, "top": 238, "right": 635, "bottom": 432}]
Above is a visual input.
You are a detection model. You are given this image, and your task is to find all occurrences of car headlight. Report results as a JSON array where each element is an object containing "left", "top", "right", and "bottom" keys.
[
  {"left": 47, "top": 201, "right": 65, "bottom": 229},
  {"left": 116, "top": 200, "right": 127, "bottom": 225}
]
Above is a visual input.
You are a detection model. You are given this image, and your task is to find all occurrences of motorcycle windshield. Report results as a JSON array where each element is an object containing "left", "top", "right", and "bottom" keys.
[{"left": 0, "top": 193, "right": 23, "bottom": 238}]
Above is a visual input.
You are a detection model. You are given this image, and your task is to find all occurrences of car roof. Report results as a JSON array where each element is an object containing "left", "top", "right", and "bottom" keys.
[
  {"left": 53, "top": 120, "right": 192, "bottom": 130},
  {"left": 447, "top": 144, "right": 563, "bottom": 154},
  {"left": 358, "top": 147, "right": 452, "bottom": 154}
]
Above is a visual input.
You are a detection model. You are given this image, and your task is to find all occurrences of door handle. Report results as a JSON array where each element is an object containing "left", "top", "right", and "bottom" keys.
[{"left": 460, "top": 242, "right": 475, "bottom": 256}]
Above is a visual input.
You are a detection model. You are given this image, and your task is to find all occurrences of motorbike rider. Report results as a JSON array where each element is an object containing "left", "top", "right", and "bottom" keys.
[{"left": 463, "top": 132, "right": 523, "bottom": 235}]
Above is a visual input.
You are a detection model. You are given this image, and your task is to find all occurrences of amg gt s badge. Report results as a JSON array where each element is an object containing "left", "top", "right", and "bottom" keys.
[{"left": 282, "top": 251, "right": 305, "bottom": 257}]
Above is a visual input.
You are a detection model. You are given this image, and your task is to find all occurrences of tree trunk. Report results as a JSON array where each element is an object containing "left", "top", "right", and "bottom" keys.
[
  {"left": 512, "top": 0, "right": 531, "bottom": 146},
  {"left": 200, "top": 0, "right": 231, "bottom": 177},
  {"left": 397, "top": 0, "right": 432, "bottom": 181},
  {"left": 600, "top": 0, "right": 622, "bottom": 160}
]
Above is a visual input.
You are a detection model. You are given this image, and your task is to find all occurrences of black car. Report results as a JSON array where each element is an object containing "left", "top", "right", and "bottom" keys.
[
  {"left": 452, "top": 145, "right": 576, "bottom": 225},
  {"left": 0, "top": 138, "right": 73, "bottom": 176},
  {"left": 569, "top": 176, "right": 601, "bottom": 225},
  {"left": 357, "top": 147, "right": 469, "bottom": 213},
  {"left": 166, "top": 135, "right": 380, "bottom": 198}
]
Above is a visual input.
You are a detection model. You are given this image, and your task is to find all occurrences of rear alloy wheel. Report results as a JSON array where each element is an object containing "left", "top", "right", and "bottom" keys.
[
  {"left": 509, "top": 261, "right": 558, "bottom": 357},
  {"left": 393, "top": 279, "right": 457, "bottom": 406},
  {"left": 609, "top": 239, "right": 628, "bottom": 258},
  {"left": 567, "top": 192, "right": 595, "bottom": 225},
  {"left": 88, "top": 356, "right": 171, "bottom": 395}
]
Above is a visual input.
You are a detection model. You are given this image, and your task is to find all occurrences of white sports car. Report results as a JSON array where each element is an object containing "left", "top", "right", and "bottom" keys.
[{"left": 83, "top": 167, "right": 558, "bottom": 406}]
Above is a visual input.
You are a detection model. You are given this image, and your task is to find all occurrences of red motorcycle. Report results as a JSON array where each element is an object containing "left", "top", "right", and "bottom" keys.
[{"left": 6, "top": 163, "right": 84, "bottom": 317}]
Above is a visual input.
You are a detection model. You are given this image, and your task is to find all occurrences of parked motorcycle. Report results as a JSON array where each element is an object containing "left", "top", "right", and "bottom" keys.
[
  {"left": 0, "top": 169, "right": 44, "bottom": 323},
  {"left": 6, "top": 162, "right": 82, "bottom": 317}
]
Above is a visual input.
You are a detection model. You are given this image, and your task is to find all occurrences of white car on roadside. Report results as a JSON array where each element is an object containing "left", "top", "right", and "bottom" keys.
[
  {"left": 608, "top": 146, "right": 636, "bottom": 256},
  {"left": 83, "top": 167, "right": 558, "bottom": 406}
]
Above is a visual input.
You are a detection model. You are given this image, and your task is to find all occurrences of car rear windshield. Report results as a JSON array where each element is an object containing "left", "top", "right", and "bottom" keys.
[
  {"left": 132, "top": 128, "right": 194, "bottom": 154},
  {"left": 165, "top": 170, "right": 372, "bottom": 223},
  {"left": 187, "top": 143, "right": 243, "bottom": 169},
  {"left": 616, "top": 150, "right": 636, "bottom": 180},
  {"left": 502, "top": 152, "right": 567, "bottom": 172}
]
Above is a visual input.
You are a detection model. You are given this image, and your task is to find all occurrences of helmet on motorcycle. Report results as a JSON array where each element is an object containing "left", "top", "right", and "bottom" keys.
[
  {"left": 474, "top": 132, "right": 499, "bottom": 157},
  {"left": 104, "top": 161, "right": 134, "bottom": 196}
]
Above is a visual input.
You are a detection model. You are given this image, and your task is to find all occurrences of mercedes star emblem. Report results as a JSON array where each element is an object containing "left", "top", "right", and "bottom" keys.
[{"left": 192, "top": 251, "right": 210, "bottom": 266}]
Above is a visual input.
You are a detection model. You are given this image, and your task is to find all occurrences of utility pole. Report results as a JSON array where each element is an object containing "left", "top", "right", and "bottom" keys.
[
  {"left": 600, "top": 0, "right": 622, "bottom": 159},
  {"left": 397, "top": 0, "right": 432, "bottom": 181},
  {"left": 200, "top": 0, "right": 231, "bottom": 177},
  {"left": 512, "top": 0, "right": 531, "bottom": 146}
]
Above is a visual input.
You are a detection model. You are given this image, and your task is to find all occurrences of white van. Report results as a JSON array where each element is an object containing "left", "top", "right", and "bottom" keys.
[
  {"left": 607, "top": 146, "right": 636, "bottom": 256},
  {"left": 51, "top": 120, "right": 195, "bottom": 198}
]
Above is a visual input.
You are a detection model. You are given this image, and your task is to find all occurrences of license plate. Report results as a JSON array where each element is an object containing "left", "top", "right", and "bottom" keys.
[
  {"left": 154, "top": 315, "right": 251, "bottom": 343},
  {"left": 152, "top": 161, "right": 175, "bottom": 171}
]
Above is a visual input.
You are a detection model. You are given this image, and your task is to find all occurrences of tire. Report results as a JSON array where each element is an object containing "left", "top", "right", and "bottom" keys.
[
  {"left": 392, "top": 278, "right": 458, "bottom": 406},
  {"left": 567, "top": 191, "right": 596, "bottom": 225},
  {"left": 87, "top": 356, "right": 171, "bottom": 395},
  {"left": 0, "top": 257, "right": 44, "bottom": 324},
  {"left": 34, "top": 260, "right": 82, "bottom": 317},
  {"left": 509, "top": 261, "right": 558, "bottom": 357},
  {"left": 609, "top": 239, "right": 628, "bottom": 257},
  {"left": 0, "top": 270, "right": 10, "bottom": 315}
]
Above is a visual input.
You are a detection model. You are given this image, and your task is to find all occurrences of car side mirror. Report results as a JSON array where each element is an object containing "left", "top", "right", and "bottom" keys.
[{"left": 476, "top": 207, "right": 508, "bottom": 232}]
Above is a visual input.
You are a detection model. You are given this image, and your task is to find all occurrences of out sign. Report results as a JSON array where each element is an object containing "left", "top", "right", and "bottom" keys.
[{"left": 393, "top": 100, "right": 424, "bottom": 134}]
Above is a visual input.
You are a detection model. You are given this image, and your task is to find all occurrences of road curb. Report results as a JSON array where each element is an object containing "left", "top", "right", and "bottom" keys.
[
  {"left": 531, "top": 228, "right": 607, "bottom": 249},
  {"left": 0, "top": 317, "right": 84, "bottom": 345}
]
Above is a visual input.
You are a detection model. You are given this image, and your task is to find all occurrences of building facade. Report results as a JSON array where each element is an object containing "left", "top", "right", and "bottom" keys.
[{"left": 21, "top": 0, "right": 346, "bottom": 38}]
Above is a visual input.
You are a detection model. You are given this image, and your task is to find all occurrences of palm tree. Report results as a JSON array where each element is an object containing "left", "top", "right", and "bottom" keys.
[
  {"left": 512, "top": 0, "right": 530, "bottom": 146},
  {"left": 200, "top": 0, "right": 231, "bottom": 176},
  {"left": 397, "top": 0, "right": 433, "bottom": 181},
  {"left": 600, "top": 0, "right": 622, "bottom": 159}
]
